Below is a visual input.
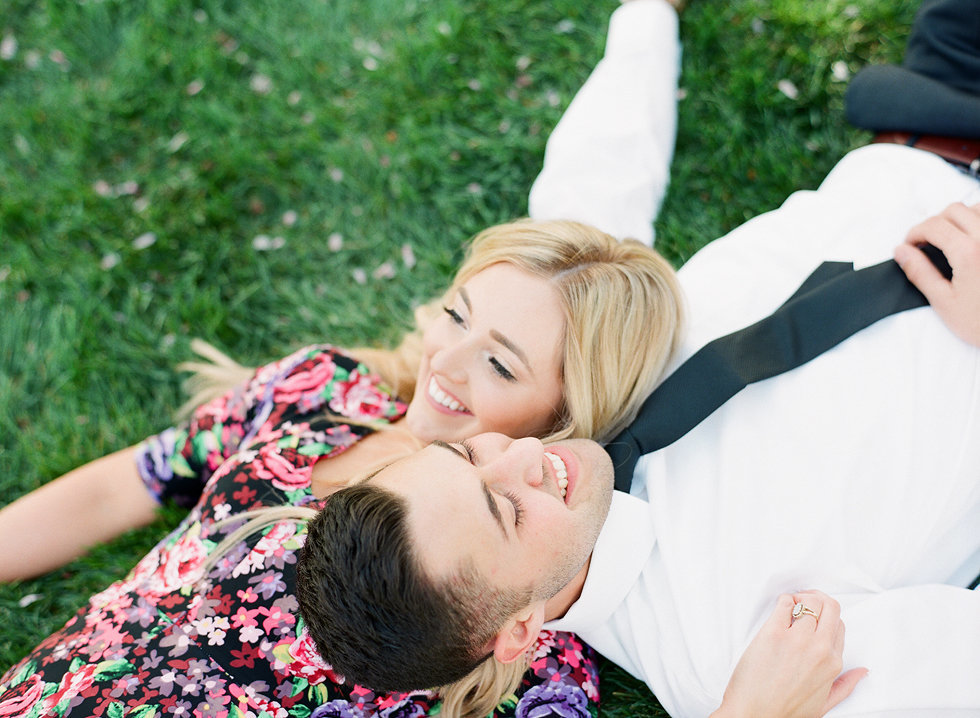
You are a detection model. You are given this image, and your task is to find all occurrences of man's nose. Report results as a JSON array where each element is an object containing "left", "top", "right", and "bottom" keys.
[{"left": 490, "top": 436, "right": 545, "bottom": 489}]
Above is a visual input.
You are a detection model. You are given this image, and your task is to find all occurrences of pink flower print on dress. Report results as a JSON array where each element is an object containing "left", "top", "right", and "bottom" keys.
[
  {"left": 40, "top": 663, "right": 99, "bottom": 715},
  {"left": 274, "top": 357, "right": 337, "bottom": 410},
  {"left": 271, "top": 629, "right": 338, "bottom": 686},
  {"left": 253, "top": 446, "right": 310, "bottom": 492},
  {"left": 0, "top": 673, "right": 45, "bottom": 716},
  {"left": 328, "top": 370, "right": 392, "bottom": 421}
]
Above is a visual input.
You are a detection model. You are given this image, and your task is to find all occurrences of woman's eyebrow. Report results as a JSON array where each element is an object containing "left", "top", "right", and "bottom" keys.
[{"left": 490, "top": 330, "right": 530, "bottom": 372}]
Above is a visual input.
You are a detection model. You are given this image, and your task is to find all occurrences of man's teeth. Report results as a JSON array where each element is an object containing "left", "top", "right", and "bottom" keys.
[
  {"left": 428, "top": 377, "right": 467, "bottom": 413},
  {"left": 544, "top": 452, "right": 569, "bottom": 498}
]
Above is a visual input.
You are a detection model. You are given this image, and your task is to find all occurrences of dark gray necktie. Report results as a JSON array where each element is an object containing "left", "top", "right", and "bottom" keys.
[{"left": 608, "top": 257, "right": 935, "bottom": 493}]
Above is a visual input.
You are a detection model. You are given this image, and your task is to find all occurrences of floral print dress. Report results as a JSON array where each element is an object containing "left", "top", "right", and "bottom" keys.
[{"left": 0, "top": 345, "right": 600, "bottom": 718}]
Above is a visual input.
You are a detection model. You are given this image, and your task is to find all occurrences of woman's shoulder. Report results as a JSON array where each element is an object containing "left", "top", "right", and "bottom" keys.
[{"left": 259, "top": 344, "right": 407, "bottom": 424}]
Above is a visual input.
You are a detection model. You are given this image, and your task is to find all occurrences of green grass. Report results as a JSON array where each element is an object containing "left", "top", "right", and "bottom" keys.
[{"left": 0, "top": 0, "right": 916, "bottom": 715}]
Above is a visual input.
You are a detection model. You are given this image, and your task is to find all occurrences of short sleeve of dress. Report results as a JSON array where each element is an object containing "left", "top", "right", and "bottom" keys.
[
  {"left": 492, "top": 630, "right": 601, "bottom": 717},
  {"left": 134, "top": 344, "right": 351, "bottom": 508}
]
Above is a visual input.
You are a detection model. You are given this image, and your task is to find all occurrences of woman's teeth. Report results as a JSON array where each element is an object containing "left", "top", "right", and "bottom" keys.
[
  {"left": 544, "top": 452, "right": 568, "bottom": 498},
  {"left": 428, "top": 377, "right": 467, "bottom": 413}
]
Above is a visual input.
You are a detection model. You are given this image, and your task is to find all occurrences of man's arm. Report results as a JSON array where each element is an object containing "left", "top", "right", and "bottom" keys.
[
  {"left": 710, "top": 592, "right": 867, "bottom": 718},
  {"left": 0, "top": 446, "right": 159, "bottom": 582},
  {"left": 895, "top": 201, "right": 980, "bottom": 347}
]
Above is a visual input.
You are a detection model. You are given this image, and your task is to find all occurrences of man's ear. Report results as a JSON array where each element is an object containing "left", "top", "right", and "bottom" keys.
[{"left": 491, "top": 601, "right": 547, "bottom": 664}]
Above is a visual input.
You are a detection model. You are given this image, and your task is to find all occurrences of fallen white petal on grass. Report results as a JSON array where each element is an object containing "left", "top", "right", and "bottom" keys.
[
  {"left": 328, "top": 233, "right": 344, "bottom": 252},
  {"left": 554, "top": 19, "right": 575, "bottom": 34},
  {"left": 115, "top": 181, "right": 139, "bottom": 196},
  {"left": 93, "top": 180, "right": 113, "bottom": 197},
  {"left": 329, "top": 168, "right": 344, "bottom": 183},
  {"left": 168, "top": 132, "right": 190, "bottom": 153},
  {"left": 1, "top": 34, "right": 17, "bottom": 61},
  {"left": 437, "top": 22, "right": 451, "bottom": 36},
  {"left": 101, "top": 253, "right": 121, "bottom": 270},
  {"left": 352, "top": 268, "right": 367, "bottom": 285},
  {"left": 515, "top": 56, "right": 531, "bottom": 72},
  {"left": 250, "top": 73, "right": 273, "bottom": 94},
  {"left": 19, "top": 593, "right": 42, "bottom": 608},
  {"left": 373, "top": 262, "right": 396, "bottom": 280},
  {"left": 186, "top": 79, "right": 204, "bottom": 95},
  {"left": 287, "top": 91, "right": 302, "bottom": 106},
  {"left": 133, "top": 232, "right": 157, "bottom": 250},
  {"left": 831, "top": 61, "right": 850, "bottom": 82},
  {"left": 193, "top": 9, "right": 208, "bottom": 23},
  {"left": 401, "top": 244, "right": 416, "bottom": 269},
  {"left": 363, "top": 56, "right": 379, "bottom": 71},
  {"left": 777, "top": 79, "right": 799, "bottom": 100},
  {"left": 282, "top": 210, "right": 298, "bottom": 227},
  {"left": 253, "top": 235, "right": 286, "bottom": 251}
]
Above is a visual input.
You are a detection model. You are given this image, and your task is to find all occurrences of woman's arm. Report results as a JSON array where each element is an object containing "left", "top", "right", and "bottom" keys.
[
  {"left": 710, "top": 591, "right": 867, "bottom": 718},
  {"left": 0, "top": 446, "right": 159, "bottom": 583}
]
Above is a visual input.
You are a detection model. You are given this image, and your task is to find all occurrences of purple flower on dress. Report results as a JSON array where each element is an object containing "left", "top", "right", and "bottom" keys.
[
  {"left": 379, "top": 699, "right": 426, "bottom": 718},
  {"left": 515, "top": 681, "right": 590, "bottom": 718},
  {"left": 311, "top": 699, "right": 367, "bottom": 718},
  {"left": 248, "top": 570, "right": 286, "bottom": 599}
]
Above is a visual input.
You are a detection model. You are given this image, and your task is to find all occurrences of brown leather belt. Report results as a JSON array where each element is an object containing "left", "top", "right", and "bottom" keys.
[{"left": 873, "top": 132, "right": 980, "bottom": 177}]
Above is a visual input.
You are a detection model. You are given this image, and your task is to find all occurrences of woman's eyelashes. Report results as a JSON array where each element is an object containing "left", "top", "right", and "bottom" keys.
[
  {"left": 443, "top": 306, "right": 464, "bottom": 326},
  {"left": 489, "top": 358, "right": 516, "bottom": 382}
]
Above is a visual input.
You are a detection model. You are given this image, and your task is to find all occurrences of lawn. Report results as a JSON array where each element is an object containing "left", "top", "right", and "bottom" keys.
[{"left": 0, "top": 0, "right": 916, "bottom": 715}]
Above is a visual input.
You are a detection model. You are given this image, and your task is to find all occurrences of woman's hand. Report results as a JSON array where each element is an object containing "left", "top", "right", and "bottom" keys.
[
  {"left": 895, "top": 201, "right": 980, "bottom": 347},
  {"left": 710, "top": 591, "right": 868, "bottom": 718}
]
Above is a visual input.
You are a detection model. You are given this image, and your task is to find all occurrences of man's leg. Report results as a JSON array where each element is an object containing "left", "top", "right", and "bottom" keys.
[
  {"left": 846, "top": 0, "right": 980, "bottom": 136},
  {"left": 904, "top": 0, "right": 980, "bottom": 94},
  {"left": 528, "top": 0, "right": 680, "bottom": 246}
]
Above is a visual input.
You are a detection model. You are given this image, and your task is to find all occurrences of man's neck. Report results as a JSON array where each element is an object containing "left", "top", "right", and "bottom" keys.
[{"left": 543, "top": 553, "right": 592, "bottom": 622}]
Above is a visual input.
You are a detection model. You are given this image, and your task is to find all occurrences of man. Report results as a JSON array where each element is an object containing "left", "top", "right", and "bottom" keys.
[{"left": 298, "top": 1, "right": 980, "bottom": 715}]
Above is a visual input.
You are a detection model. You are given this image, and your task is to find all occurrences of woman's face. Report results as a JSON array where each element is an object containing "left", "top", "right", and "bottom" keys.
[{"left": 404, "top": 262, "right": 565, "bottom": 443}]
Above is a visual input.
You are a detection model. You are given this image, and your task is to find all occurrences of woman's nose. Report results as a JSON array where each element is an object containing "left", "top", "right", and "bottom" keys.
[{"left": 429, "top": 337, "right": 469, "bottom": 384}]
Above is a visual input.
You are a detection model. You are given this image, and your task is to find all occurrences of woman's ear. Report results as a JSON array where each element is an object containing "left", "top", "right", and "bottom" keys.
[{"left": 491, "top": 601, "right": 547, "bottom": 664}]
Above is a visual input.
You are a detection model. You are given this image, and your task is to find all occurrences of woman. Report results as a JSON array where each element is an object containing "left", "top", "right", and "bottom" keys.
[
  {"left": 0, "top": 216, "right": 684, "bottom": 718},
  {"left": 0, "top": 0, "right": 691, "bottom": 714}
]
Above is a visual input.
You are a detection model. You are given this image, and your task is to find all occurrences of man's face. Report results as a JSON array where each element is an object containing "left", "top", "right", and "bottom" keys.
[{"left": 371, "top": 432, "right": 614, "bottom": 601}]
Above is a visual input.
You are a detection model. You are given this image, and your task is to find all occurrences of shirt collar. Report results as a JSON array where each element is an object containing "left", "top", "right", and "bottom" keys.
[{"left": 545, "top": 491, "right": 654, "bottom": 632}]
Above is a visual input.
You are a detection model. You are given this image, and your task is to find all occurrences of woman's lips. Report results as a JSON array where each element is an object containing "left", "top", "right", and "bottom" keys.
[{"left": 425, "top": 376, "right": 471, "bottom": 416}]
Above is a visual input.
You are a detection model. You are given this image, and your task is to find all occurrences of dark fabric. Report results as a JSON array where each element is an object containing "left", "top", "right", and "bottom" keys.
[
  {"left": 905, "top": 0, "right": 980, "bottom": 94},
  {"left": 608, "top": 259, "right": 929, "bottom": 493},
  {"left": 845, "top": 0, "right": 980, "bottom": 138}
]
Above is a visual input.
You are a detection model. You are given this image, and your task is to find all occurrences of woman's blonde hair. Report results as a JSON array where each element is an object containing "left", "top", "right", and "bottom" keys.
[{"left": 186, "top": 218, "right": 684, "bottom": 717}]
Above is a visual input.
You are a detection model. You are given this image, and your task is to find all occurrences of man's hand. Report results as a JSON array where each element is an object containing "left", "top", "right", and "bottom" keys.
[
  {"left": 895, "top": 202, "right": 980, "bottom": 347},
  {"left": 710, "top": 591, "right": 868, "bottom": 718}
]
